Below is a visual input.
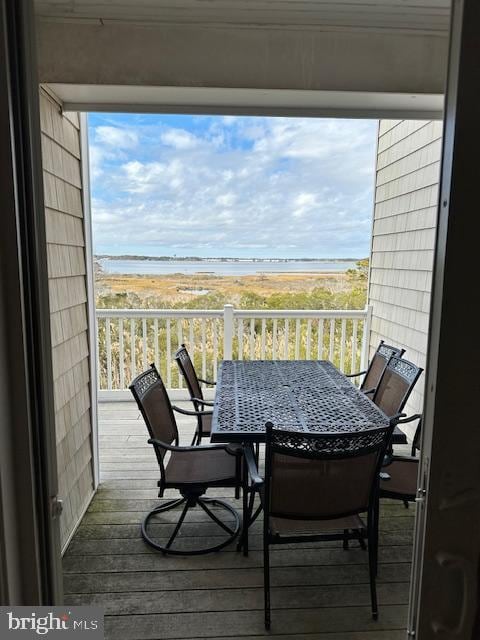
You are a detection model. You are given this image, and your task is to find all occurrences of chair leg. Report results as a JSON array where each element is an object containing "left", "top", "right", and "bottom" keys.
[
  {"left": 264, "top": 538, "right": 271, "bottom": 630},
  {"left": 343, "top": 530, "right": 349, "bottom": 550},
  {"left": 198, "top": 499, "right": 235, "bottom": 535},
  {"left": 373, "top": 493, "right": 380, "bottom": 577},
  {"left": 368, "top": 525, "right": 378, "bottom": 620},
  {"left": 165, "top": 500, "right": 190, "bottom": 551},
  {"left": 142, "top": 496, "right": 240, "bottom": 555}
]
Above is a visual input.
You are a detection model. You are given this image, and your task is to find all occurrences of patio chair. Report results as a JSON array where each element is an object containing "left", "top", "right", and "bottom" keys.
[
  {"left": 372, "top": 355, "right": 423, "bottom": 449},
  {"left": 380, "top": 415, "right": 422, "bottom": 505},
  {"left": 175, "top": 343, "right": 260, "bottom": 458},
  {"left": 246, "top": 422, "right": 393, "bottom": 629},
  {"left": 129, "top": 364, "right": 243, "bottom": 555},
  {"left": 175, "top": 344, "right": 215, "bottom": 445},
  {"left": 347, "top": 340, "right": 405, "bottom": 395}
]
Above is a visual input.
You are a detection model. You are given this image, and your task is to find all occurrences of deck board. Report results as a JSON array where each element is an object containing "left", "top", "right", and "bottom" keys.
[{"left": 63, "top": 400, "right": 415, "bottom": 639}]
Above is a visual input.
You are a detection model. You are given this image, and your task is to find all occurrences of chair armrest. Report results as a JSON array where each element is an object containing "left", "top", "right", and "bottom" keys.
[
  {"left": 148, "top": 438, "right": 233, "bottom": 454},
  {"left": 244, "top": 446, "right": 264, "bottom": 488},
  {"left": 198, "top": 378, "right": 216, "bottom": 385},
  {"left": 191, "top": 397, "right": 215, "bottom": 407},
  {"left": 345, "top": 370, "right": 367, "bottom": 378},
  {"left": 389, "top": 412, "right": 407, "bottom": 425},
  {"left": 225, "top": 444, "right": 243, "bottom": 457},
  {"left": 172, "top": 405, "right": 213, "bottom": 417},
  {"left": 396, "top": 413, "right": 422, "bottom": 425}
]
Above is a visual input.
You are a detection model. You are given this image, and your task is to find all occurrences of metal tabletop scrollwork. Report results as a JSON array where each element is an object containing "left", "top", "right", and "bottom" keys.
[{"left": 211, "top": 360, "right": 389, "bottom": 443}]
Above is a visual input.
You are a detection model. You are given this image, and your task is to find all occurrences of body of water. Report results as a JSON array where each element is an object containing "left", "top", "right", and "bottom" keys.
[{"left": 100, "top": 259, "right": 357, "bottom": 276}]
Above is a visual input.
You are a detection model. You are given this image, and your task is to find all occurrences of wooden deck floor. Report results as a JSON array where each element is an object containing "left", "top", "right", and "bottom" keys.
[{"left": 63, "top": 400, "right": 415, "bottom": 640}]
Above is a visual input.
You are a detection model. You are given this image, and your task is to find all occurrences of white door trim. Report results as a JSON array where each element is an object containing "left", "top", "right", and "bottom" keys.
[{"left": 79, "top": 112, "right": 100, "bottom": 490}]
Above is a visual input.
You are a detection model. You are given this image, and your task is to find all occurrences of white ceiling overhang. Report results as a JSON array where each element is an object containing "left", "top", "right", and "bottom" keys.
[
  {"left": 36, "top": 0, "right": 450, "bottom": 116},
  {"left": 47, "top": 83, "right": 444, "bottom": 119}
]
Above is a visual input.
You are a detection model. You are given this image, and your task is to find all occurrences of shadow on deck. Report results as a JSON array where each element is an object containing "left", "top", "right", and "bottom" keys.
[{"left": 63, "top": 401, "right": 415, "bottom": 640}]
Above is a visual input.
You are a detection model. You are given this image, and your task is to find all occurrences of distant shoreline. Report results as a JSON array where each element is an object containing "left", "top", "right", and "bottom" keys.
[
  {"left": 97, "top": 258, "right": 358, "bottom": 277},
  {"left": 95, "top": 255, "right": 361, "bottom": 263}
]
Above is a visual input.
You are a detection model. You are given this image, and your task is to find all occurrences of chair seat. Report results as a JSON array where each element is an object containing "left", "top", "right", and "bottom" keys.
[
  {"left": 380, "top": 458, "right": 418, "bottom": 498},
  {"left": 165, "top": 447, "right": 238, "bottom": 486},
  {"left": 270, "top": 513, "right": 365, "bottom": 537}
]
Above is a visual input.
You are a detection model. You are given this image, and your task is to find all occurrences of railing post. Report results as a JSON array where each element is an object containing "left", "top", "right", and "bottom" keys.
[
  {"left": 223, "top": 304, "right": 234, "bottom": 360},
  {"left": 360, "top": 305, "right": 373, "bottom": 371}
]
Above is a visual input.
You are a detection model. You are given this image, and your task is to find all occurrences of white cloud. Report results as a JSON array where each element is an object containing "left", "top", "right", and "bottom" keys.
[
  {"left": 160, "top": 128, "right": 199, "bottom": 150},
  {"left": 216, "top": 193, "right": 236, "bottom": 207},
  {"left": 95, "top": 125, "right": 138, "bottom": 149},
  {"left": 90, "top": 115, "right": 377, "bottom": 258}
]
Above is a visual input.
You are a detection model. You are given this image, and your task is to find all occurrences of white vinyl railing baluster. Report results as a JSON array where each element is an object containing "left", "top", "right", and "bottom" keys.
[
  {"left": 106, "top": 317, "right": 112, "bottom": 389},
  {"left": 351, "top": 319, "right": 358, "bottom": 374},
  {"left": 142, "top": 318, "right": 147, "bottom": 370},
  {"left": 213, "top": 319, "right": 218, "bottom": 380},
  {"left": 201, "top": 318, "right": 207, "bottom": 382},
  {"left": 261, "top": 319, "right": 266, "bottom": 359},
  {"left": 154, "top": 318, "right": 159, "bottom": 372},
  {"left": 340, "top": 318, "right": 347, "bottom": 372},
  {"left": 237, "top": 319, "right": 244, "bottom": 360},
  {"left": 317, "top": 319, "right": 324, "bottom": 359},
  {"left": 329, "top": 318, "right": 335, "bottom": 362},
  {"left": 189, "top": 319, "right": 194, "bottom": 353},
  {"left": 249, "top": 318, "right": 255, "bottom": 359},
  {"left": 119, "top": 318, "right": 125, "bottom": 390},
  {"left": 223, "top": 304, "right": 234, "bottom": 360},
  {"left": 284, "top": 319, "right": 289, "bottom": 359},
  {"left": 295, "top": 318, "right": 301, "bottom": 359},
  {"left": 306, "top": 319, "right": 312, "bottom": 359},
  {"left": 130, "top": 319, "right": 136, "bottom": 381},
  {"left": 166, "top": 319, "right": 172, "bottom": 388},
  {"left": 272, "top": 319, "right": 278, "bottom": 359}
]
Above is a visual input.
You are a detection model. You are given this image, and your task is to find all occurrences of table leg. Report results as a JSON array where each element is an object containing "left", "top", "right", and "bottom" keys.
[{"left": 238, "top": 445, "right": 250, "bottom": 555}]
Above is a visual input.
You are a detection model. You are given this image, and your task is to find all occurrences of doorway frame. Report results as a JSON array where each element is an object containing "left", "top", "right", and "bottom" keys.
[{"left": 4, "top": 2, "right": 479, "bottom": 632}]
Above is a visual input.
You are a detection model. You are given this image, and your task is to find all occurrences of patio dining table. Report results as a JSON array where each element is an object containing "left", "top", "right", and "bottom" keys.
[
  {"left": 210, "top": 359, "right": 396, "bottom": 554},
  {"left": 210, "top": 359, "right": 391, "bottom": 443}
]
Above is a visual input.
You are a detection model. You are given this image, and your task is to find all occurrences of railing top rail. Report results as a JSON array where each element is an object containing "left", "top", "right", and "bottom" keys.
[
  {"left": 96, "top": 309, "right": 224, "bottom": 319},
  {"left": 233, "top": 309, "right": 367, "bottom": 319},
  {"left": 96, "top": 308, "right": 368, "bottom": 320}
]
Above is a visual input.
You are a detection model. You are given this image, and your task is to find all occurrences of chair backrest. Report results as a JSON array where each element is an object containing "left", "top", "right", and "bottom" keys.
[
  {"left": 361, "top": 340, "right": 405, "bottom": 392},
  {"left": 372, "top": 355, "right": 423, "bottom": 419},
  {"left": 129, "top": 364, "right": 179, "bottom": 458},
  {"left": 264, "top": 424, "right": 392, "bottom": 521},
  {"left": 175, "top": 344, "right": 203, "bottom": 404}
]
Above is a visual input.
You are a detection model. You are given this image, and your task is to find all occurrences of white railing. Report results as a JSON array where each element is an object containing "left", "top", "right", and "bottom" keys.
[{"left": 96, "top": 305, "right": 371, "bottom": 399}]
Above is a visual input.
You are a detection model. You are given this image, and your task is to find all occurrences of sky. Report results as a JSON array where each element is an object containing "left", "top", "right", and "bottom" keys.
[{"left": 88, "top": 113, "right": 378, "bottom": 259}]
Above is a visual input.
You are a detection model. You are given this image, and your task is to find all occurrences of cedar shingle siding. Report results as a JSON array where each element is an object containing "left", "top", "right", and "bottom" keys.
[
  {"left": 40, "top": 89, "right": 94, "bottom": 550},
  {"left": 369, "top": 119, "right": 442, "bottom": 436}
]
